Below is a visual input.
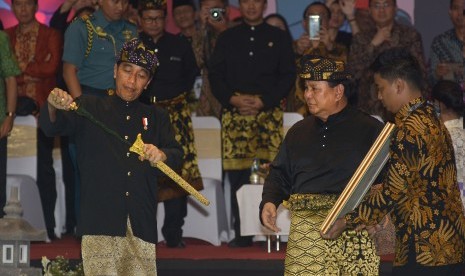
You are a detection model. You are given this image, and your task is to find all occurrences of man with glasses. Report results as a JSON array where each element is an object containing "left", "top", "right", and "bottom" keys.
[
  {"left": 295, "top": 2, "right": 348, "bottom": 60},
  {"left": 138, "top": 0, "right": 202, "bottom": 249},
  {"left": 348, "top": 0, "right": 426, "bottom": 121}
]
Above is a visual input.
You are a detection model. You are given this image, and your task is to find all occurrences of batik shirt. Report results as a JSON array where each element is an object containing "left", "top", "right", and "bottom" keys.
[
  {"left": 429, "top": 29, "right": 465, "bottom": 85},
  {"left": 345, "top": 97, "right": 465, "bottom": 267},
  {"left": 348, "top": 23, "right": 426, "bottom": 119}
]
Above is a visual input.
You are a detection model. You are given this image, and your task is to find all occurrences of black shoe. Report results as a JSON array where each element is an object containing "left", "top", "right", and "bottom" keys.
[
  {"left": 228, "top": 237, "right": 253, "bottom": 248},
  {"left": 166, "top": 241, "right": 186, "bottom": 248},
  {"left": 47, "top": 228, "right": 57, "bottom": 241}
]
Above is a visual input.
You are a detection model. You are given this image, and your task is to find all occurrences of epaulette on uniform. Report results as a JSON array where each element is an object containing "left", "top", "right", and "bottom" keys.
[{"left": 78, "top": 13, "right": 95, "bottom": 58}]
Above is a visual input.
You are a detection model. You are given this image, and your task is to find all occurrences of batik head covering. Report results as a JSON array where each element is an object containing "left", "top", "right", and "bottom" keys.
[
  {"left": 117, "top": 38, "right": 159, "bottom": 76},
  {"left": 299, "top": 55, "right": 352, "bottom": 81},
  {"left": 138, "top": 0, "right": 167, "bottom": 12}
]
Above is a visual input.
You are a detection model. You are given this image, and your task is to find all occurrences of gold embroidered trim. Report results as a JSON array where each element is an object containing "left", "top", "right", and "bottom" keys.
[{"left": 283, "top": 193, "right": 338, "bottom": 211}]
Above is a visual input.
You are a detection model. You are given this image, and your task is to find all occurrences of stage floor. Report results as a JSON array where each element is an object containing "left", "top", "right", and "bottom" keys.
[{"left": 30, "top": 235, "right": 394, "bottom": 275}]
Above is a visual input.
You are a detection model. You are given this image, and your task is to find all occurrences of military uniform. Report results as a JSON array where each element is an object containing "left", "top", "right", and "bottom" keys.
[{"left": 63, "top": 9, "right": 137, "bottom": 93}]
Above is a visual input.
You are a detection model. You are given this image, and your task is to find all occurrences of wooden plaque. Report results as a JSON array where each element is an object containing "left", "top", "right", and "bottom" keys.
[{"left": 320, "top": 122, "right": 395, "bottom": 234}]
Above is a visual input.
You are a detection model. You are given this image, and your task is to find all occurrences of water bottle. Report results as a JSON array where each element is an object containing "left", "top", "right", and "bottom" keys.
[{"left": 250, "top": 158, "right": 260, "bottom": 184}]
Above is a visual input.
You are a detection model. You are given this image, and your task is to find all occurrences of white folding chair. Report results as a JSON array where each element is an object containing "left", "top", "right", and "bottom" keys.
[
  {"left": 6, "top": 115, "right": 46, "bottom": 234},
  {"left": 157, "top": 116, "right": 229, "bottom": 245},
  {"left": 283, "top": 112, "right": 304, "bottom": 136},
  {"left": 7, "top": 115, "right": 37, "bottom": 179}
]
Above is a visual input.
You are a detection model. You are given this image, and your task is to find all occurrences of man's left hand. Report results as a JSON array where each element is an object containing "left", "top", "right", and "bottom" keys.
[
  {"left": 320, "top": 217, "right": 346, "bottom": 239},
  {"left": 140, "top": 144, "right": 167, "bottom": 166}
]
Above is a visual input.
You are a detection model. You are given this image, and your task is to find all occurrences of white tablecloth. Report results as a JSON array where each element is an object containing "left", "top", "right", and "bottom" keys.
[{"left": 237, "top": 184, "right": 290, "bottom": 236}]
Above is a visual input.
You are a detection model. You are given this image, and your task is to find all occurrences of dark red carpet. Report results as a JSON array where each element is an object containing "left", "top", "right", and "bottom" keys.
[
  {"left": 30, "top": 235, "right": 288, "bottom": 261},
  {"left": 31, "top": 235, "right": 395, "bottom": 275},
  {"left": 31, "top": 234, "right": 394, "bottom": 262}
]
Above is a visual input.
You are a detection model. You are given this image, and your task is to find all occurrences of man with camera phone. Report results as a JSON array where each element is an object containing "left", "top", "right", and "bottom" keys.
[
  {"left": 209, "top": 0, "right": 296, "bottom": 248},
  {"left": 199, "top": 0, "right": 229, "bottom": 39}
]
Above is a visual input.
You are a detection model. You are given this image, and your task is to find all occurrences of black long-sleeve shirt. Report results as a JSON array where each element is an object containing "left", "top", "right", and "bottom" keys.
[
  {"left": 139, "top": 32, "right": 199, "bottom": 102},
  {"left": 39, "top": 95, "right": 183, "bottom": 243},
  {"left": 260, "top": 106, "right": 384, "bottom": 209},
  {"left": 208, "top": 22, "right": 296, "bottom": 110}
]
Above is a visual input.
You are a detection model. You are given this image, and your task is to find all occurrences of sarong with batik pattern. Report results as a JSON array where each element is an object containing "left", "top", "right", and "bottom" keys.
[
  {"left": 81, "top": 218, "right": 157, "bottom": 276},
  {"left": 156, "top": 94, "right": 203, "bottom": 201},
  {"left": 284, "top": 194, "right": 379, "bottom": 276},
  {"left": 221, "top": 106, "right": 283, "bottom": 170}
]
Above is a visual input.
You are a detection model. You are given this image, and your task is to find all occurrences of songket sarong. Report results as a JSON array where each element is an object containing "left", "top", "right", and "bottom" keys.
[
  {"left": 285, "top": 194, "right": 379, "bottom": 276},
  {"left": 221, "top": 106, "right": 283, "bottom": 170},
  {"left": 81, "top": 218, "right": 157, "bottom": 276},
  {"left": 156, "top": 93, "right": 203, "bottom": 201}
]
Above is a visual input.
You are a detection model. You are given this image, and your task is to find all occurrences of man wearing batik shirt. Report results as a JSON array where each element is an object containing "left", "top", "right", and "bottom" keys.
[
  {"left": 429, "top": 0, "right": 465, "bottom": 86},
  {"left": 323, "top": 48, "right": 465, "bottom": 275},
  {"left": 348, "top": 0, "right": 426, "bottom": 121}
]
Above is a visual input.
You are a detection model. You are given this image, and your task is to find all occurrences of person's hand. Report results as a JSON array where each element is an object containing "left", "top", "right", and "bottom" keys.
[
  {"left": 207, "top": 16, "right": 228, "bottom": 33},
  {"left": 295, "top": 33, "right": 312, "bottom": 55},
  {"left": 371, "top": 26, "right": 391, "bottom": 47},
  {"left": 199, "top": 5, "right": 228, "bottom": 33},
  {"left": 261, "top": 202, "right": 281, "bottom": 232},
  {"left": 248, "top": 97, "right": 264, "bottom": 114},
  {"left": 230, "top": 94, "right": 261, "bottom": 116},
  {"left": 0, "top": 116, "right": 14, "bottom": 138},
  {"left": 139, "top": 144, "right": 167, "bottom": 166},
  {"left": 48, "top": 88, "right": 74, "bottom": 111},
  {"left": 319, "top": 26, "right": 334, "bottom": 51},
  {"left": 340, "top": 0, "right": 356, "bottom": 20},
  {"left": 325, "top": 0, "right": 336, "bottom": 7},
  {"left": 435, "top": 63, "right": 451, "bottom": 79},
  {"left": 320, "top": 217, "right": 346, "bottom": 239}
]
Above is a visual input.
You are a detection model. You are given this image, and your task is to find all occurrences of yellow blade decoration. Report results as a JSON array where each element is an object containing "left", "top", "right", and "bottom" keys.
[{"left": 130, "top": 134, "right": 210, "bottom": 206}]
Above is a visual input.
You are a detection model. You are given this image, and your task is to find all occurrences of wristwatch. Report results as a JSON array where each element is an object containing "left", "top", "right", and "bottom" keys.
[{"left": 5, "top": 112, "right": 15, "bottom": 117}]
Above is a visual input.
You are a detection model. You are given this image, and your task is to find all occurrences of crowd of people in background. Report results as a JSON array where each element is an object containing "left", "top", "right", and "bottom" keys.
[{"left": 0, "top": 0, "right": 465, "bottom": 274}]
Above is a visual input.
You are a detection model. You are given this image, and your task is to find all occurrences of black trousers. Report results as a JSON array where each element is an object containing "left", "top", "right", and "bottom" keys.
[
  {"left": 37, "top": 128, "right": 56, "bottom": 232},
  {"left": 60, "top": 136, "right": 76, "bottom": 233},
  {"left": 227, "top": 169, "right": 253, "bottom": 241},
  {"left": 0, "top": 136, "right": 6, "bottom": 217},
  {"left": 161, "top": 195, "right": 188, "bottom": 245}
]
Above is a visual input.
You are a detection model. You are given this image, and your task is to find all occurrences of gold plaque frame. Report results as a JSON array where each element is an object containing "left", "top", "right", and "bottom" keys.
[{"left": 320, "top": 122, "right": 395, "bottom": 234}]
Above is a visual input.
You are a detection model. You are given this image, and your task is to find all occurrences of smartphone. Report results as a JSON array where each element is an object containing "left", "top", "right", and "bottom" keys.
[{"left": 308, "top": 15, "right": 321, "bottom": 40}]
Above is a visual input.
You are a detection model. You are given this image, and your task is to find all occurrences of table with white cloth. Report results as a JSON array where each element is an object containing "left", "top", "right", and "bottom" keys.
[{"left": 237, "top": 184, "right": 290, "bottom": 252}]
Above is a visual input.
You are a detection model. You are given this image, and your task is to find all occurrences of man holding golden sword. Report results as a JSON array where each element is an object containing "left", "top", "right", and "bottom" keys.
[{"left": 40, "top": 38, "right": 193, "bottom": 275}]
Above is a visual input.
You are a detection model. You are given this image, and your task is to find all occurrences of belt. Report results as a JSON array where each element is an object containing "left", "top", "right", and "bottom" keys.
[
  {"left": 283, "top": 193, "right": 339, "bottom": 211},
  {"left": 234, "top": 92, "right": 262, "bottom": 98},
  {"left": 155, "top": 93, "right": 187, "bottom": 108}
]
